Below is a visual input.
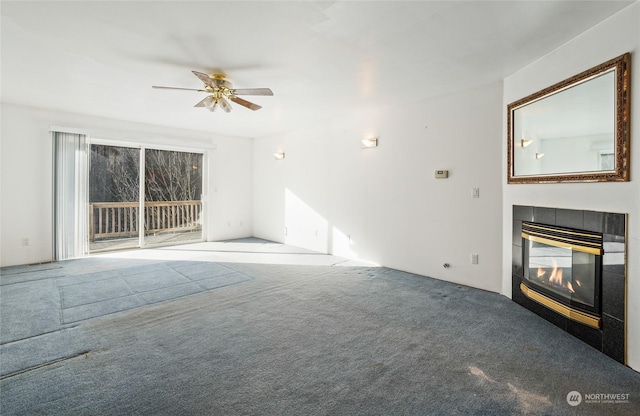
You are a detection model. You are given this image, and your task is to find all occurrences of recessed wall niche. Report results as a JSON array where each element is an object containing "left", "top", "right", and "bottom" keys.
[{"left": 512, "top": 205, "right": 627, "bottom": 365}]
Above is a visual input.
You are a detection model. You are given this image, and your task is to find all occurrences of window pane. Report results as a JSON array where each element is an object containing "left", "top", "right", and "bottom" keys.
[
  {"left": 89, "top": 144, "right": 141, "bottom": 252},
  {"left": 144, "top": 149, "right": 203, "bottom": 245}
]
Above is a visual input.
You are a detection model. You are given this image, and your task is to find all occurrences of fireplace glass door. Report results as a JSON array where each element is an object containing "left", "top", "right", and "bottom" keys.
[
  {"left": 522, "top": 222, "right": 602, "bottom": 316},
  {"left": 524, "top": 240, "right": 597, "bottom": 310}
]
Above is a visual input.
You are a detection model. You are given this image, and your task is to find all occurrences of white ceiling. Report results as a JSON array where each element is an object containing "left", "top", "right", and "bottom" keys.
[{"left": 1, "top": 1, "right": 634, "bottom": 139}]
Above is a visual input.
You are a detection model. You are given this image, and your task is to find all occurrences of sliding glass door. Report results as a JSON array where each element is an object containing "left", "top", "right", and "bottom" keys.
[
  {"left": 89, "top": 144, "right": 141, "bottom": 252},
  {"left": 89, "top": 143, "right": 203, "bottom": 253},
  {"left": 143, "top": 149, "right": 203, "bottom": 246}
]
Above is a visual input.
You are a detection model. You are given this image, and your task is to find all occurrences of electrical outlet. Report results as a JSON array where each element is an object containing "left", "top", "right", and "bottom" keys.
[
  {"left": 471, "top": 253, "right": 479, "bottom": 264},
  {"left": 21, "top": 238, "right": 29, "bottom": 247}
]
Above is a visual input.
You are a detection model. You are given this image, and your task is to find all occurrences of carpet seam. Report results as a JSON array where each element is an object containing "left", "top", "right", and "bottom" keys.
[
  {"left": 0, "top": 325, "right": 80, "bottom": 347},
  {"left": 0, "top": 349, "right": 102, "bottom": 381}
]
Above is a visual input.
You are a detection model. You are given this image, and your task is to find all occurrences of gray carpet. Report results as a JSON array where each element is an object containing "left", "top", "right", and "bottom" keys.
[{"left": 1, "top": 240, "right": 639, "bottom": 415}]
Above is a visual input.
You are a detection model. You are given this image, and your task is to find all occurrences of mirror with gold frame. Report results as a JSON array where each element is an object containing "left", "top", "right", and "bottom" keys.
[{"left": 507, "top": 53, "right": 630, "bottom": 184}]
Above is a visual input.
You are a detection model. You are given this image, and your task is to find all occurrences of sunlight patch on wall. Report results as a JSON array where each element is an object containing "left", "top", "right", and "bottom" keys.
[
  {"left": 285, "top": 188, "right": 329, "bottom": 253},
  {"left": 332, "top": 226, "right": 357, "bottom": 259}
]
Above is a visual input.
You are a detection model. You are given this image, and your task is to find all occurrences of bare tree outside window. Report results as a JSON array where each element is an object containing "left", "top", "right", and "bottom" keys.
[
  {"left": 145, "top": 149, "right": 202, "bottom": 202},
  {"left": 90, "top": 145, "right": 139, "bottom": 203}
]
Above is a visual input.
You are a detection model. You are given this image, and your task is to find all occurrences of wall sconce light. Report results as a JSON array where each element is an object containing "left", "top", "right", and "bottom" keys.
[
  {"left": 361, "top": 138, "right": 378, "bottom": 148},
  {"left": 520, "top": 139, "right": 534, "bottom": 148},
  {"left": 535, "top": 152, "right": 545, "bottom": 159},
  {"left": 274, "top": 151, "right": 285, "bottom": 160}
]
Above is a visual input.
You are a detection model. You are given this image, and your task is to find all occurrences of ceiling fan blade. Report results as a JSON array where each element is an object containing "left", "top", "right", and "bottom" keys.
[
  {"left": 192, "top": 71, "right": 216, "bottom": 88},
  {"left": 230, "top": 96, "right": 262, "bottom": 111},
  {"left": 153, "top": 86, "right": 206, "bottom": 92},
  {"left": 232, "top": 88, "right": 273, "bottom": 96}
]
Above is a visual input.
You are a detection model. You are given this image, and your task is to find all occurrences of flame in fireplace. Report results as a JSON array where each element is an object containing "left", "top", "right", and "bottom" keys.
[
  {"left": 566, "top": 281, "right": 575, "bottom": 293},
  {"left": 537, "top": 258, "right": 575, "bottom": 293},
  {"left": 548, "top": 258, "right": 563, "bottom": 285}
]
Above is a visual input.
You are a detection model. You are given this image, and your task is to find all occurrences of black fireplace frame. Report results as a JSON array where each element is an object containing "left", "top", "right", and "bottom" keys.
[{"left": 512, "top": 206, "right": 627, "bottom": 365}]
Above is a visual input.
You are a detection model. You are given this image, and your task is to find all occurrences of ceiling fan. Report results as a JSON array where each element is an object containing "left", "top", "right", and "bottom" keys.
[{"left": 152, "top": 71, "right": 273, "bottom": 112}]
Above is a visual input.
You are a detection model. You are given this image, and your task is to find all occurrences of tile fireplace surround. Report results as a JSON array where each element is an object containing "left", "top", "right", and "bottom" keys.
[{"left": 512, "top": 205, "right": 627, "bottom": 365}]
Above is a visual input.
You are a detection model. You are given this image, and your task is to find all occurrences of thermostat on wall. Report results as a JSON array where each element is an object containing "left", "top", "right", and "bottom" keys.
[{"left": 435, "top": 170, "right": 449, "bottom": 178}]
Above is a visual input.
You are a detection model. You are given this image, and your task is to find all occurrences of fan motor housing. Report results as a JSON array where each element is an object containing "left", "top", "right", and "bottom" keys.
[{"left": 210, "top": 75, "right": 233, "bottom": 90}]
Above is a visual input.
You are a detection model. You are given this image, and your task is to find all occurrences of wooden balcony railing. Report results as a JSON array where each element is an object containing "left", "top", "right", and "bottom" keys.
[{"left": 89, "top": 200, "right": 202, "bottom": 242}]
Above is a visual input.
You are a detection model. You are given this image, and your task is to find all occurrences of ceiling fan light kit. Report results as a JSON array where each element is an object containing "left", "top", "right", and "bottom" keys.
[{"left": 152, "top": 71, "right": 273, "bottom": 113}]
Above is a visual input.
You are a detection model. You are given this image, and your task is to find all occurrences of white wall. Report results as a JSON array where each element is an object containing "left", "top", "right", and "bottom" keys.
[
  {"left": 207, "top": 136, "right": 253, "bottom": 242},
  {"left": 0, "top": 103, "right": 253, "bottom": 267},
  {"left": 253, "top": 81, "right": 504, "bottom": 293},
  {"left": 502, "top": 3, "right": 640, "bottom": 370}
]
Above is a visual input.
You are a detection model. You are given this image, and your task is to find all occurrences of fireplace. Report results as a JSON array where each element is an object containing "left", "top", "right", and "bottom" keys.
[
  {"left": 512, "top": 206, "right": 627, "bottom": 365},
  {"left": 521, "top": 222, "right": 602, "bottom": 328}
]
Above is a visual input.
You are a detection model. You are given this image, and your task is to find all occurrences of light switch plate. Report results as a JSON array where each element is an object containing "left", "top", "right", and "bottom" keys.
[{"left": 435, "top": 170, "right": 449, "bottom": 178}]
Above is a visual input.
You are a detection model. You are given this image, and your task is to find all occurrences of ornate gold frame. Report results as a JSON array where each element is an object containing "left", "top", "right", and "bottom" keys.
[{"left": 507, "top": 53, "right": 631, "bottom": 184}]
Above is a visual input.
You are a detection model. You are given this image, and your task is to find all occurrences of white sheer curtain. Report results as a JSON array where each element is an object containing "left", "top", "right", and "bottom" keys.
[{"left": 53, "top": 131, "right": 89, "bottom": 260}]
